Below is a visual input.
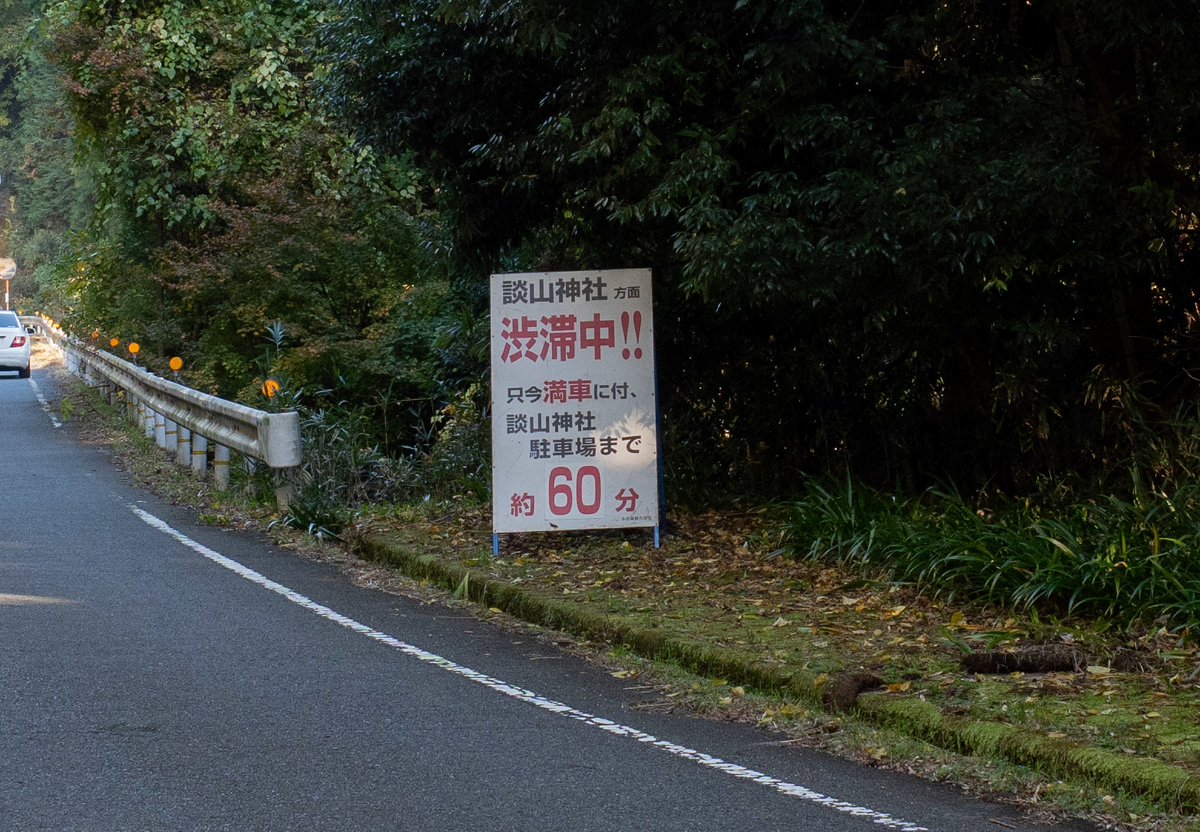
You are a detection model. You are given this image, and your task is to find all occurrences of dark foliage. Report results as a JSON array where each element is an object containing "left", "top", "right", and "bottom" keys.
[{"left": 324, "top": 0, "right": 1200, "bottom": 495}]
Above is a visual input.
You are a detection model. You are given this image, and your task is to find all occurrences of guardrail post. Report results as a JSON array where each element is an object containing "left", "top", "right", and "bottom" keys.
[
  {"left": 144, "top": 406, "right": 155, "bottom": 439},
  {"left": 177, "top": 426, "right": 191, "bottom": 466},
  {"left": 275, "top": 470, "right": 295, "bottom": 511},
  {"left": 164, "top": 418, "right": 177, "bottom": 454},
  {"left": 192, "top": 434, "right": 208, "bottom": 474},
  {"left": 241, "top": 456, "right": 258, "bottom": 498},
  {"left": 154, "top": 412, "right": 166, "bottom": 448},
  {"left": 213, "top": 444, "right": 230, "bottom": 489}
]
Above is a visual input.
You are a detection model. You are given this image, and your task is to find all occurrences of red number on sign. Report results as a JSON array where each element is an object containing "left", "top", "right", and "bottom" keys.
[
  {"left": 547, "top": 466, "right": 604, "bottom": 516},
  {"left": 577, "top": 465, "right": 601, "bottom": 515},
  {"left": 549, "top": 467, "right": 574, "bottom": 515}
]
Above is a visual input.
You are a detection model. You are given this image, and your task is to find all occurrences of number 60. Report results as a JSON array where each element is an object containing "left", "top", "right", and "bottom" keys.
[{"left": 549, "top": 466, "right": 601, "bottom": 516}]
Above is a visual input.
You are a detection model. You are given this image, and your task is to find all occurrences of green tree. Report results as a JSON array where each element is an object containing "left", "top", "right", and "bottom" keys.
[
  {"left": 0, "top": 0, "right": 89, "bottom": 303},
  {"left": 323, "top": 0, "right": 1200, "bottom": 495},
  {"left": 42, "top": 0, "right": 435, "bottom": 404}
]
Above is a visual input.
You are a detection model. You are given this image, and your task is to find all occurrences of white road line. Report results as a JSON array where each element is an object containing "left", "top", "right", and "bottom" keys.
[
  {"left": 130, "top": 505, "right": 930, "bottom": 832},
  {"left": 28, "top": 378, "right": 62, "bottom": 428}
]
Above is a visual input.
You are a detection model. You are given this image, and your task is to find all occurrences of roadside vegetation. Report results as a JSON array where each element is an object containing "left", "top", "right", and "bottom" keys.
[{"left": 786, "top": 472, "right": 1200, "bottom": 633}]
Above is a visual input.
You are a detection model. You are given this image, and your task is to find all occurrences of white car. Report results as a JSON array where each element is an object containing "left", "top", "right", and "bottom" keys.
[{"left": 0, "top": 311, "right": 32, "bottom": 378}]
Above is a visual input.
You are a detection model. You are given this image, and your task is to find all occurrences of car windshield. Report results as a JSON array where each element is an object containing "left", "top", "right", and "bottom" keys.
[{"left": 0, "top": 312, "right": 19, "bottom": 328}]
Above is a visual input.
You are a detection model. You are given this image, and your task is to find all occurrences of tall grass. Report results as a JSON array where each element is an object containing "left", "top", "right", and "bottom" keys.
[
  {"left": 784, "top": 476, "right": 1200, "bottom": 631},
  {"left": 281, "top": 404, "right": 417, "bottom": 537}
]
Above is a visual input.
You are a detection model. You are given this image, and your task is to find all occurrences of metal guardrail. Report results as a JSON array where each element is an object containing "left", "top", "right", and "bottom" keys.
[{"left": 30, "top": 315, "right": 301, "bottom": 500}]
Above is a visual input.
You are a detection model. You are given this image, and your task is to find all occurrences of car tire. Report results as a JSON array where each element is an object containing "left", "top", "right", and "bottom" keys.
[{"left": 18, "top": 365, "right": 30, "bottom": 379}]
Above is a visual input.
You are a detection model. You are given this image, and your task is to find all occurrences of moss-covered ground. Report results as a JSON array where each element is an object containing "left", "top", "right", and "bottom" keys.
[{"left": 363, "top": 512, "right": 1200, "bottom": 767}]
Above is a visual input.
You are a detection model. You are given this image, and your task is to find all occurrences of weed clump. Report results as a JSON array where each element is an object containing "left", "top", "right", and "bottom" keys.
[{"left": 784, "top": 475, "right": 1200, "bottom": 632}]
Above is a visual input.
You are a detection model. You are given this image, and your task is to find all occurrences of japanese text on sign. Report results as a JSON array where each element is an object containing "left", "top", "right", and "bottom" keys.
[{"left": 491, "top": 269, "right": 659, "bottom": 533}]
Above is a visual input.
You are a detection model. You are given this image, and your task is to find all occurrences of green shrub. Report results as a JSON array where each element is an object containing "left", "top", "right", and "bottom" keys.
[
  {"left": 784, "top": 476, "right": 1200, "bottom": 631},
  {"left": 418, "top": 382, "right": 491, "bottom": 502}
]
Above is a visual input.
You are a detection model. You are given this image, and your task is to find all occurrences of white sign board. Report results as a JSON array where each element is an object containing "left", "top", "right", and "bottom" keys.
[{"left": 491, "top": 269, "right": 659, "bottom": 533}]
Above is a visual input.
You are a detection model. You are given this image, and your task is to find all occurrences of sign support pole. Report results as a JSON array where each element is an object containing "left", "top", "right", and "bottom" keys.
[{"left": 652, "top": 278, "right": 665, "bottom": 549}]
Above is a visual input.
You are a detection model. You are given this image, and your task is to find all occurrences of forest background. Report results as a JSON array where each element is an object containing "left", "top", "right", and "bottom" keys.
[{"left": 4, "top": 0, "right": 1200, "bottom": 629}]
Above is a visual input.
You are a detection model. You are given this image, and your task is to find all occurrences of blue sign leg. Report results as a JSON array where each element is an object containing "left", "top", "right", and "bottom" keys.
[{"left": 493, "top": 533, "right": 500, "bottom": 557}]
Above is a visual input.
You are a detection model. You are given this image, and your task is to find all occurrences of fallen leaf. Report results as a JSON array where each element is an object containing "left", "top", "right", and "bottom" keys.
[{"left": 887, "top": 681, "right": 912, "bottom": 692}]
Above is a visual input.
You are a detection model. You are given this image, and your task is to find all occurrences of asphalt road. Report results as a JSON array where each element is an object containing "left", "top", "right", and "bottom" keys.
[{"left": 0, "top": 364, "right": 1096, "bottom": 831}]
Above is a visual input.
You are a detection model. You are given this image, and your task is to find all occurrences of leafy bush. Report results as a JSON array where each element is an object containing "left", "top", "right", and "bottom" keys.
[
  {"left": 417, "top": 382, "right": 491, "bottom": 502},
  {"left": 784, "top": 476, "right": 1200, "bottom": 632},
  {"left": 281, "top": 477, "right": 348, "bottom": 540},
  {"left": 269, "top": 399, "right": 417, "bottom": 537},
  {"left": 301, "top": 403, "right": 417, "bottom": 502}
]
